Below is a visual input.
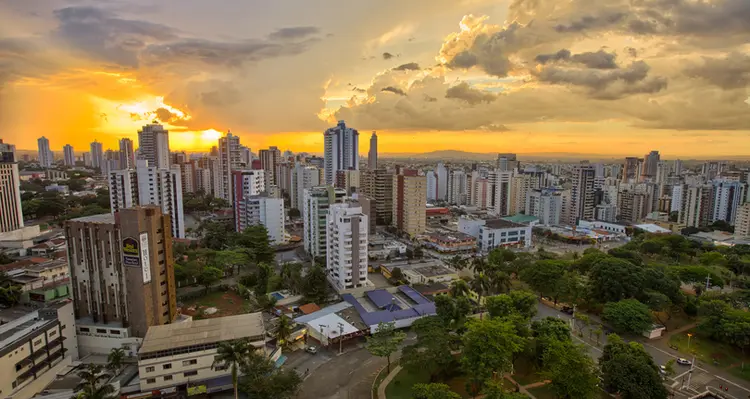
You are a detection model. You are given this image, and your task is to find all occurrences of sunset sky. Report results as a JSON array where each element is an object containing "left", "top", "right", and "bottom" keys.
[{"left": 1, "top": 0, "right": 749, "bottom": 157}]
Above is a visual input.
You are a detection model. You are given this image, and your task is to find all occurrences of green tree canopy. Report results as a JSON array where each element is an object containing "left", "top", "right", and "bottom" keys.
[
  {"left": 542, "top": 341, "right": 600, "bottom": 399},
  {"left": 602, "top": 299, "right": 653, "bottom": 335},
  {"left": 412, "top": 383, "right": 461, "bottom": 399},
  {"left": 461, "top": 318, "right": 525, "bottom": 394},
  {"left": 365, "top": 322, "right": 406, "bottom": 373},
  {"left": 599, "top": 334, "right": 668, "bottom": 399}
]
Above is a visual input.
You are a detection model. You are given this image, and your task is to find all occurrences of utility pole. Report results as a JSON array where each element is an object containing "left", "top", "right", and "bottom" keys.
[
  {"left": 705, "top": 275, "right": 711, "bottom": 291},
  {"left": 338, "top": 322, "right": 344, "bottom": 355}
]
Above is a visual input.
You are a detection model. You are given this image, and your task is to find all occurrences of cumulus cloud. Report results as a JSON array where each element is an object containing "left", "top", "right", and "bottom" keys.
[
  {"left": 445, "top": 82, "right": 497, "bottom": 105},
  {"left": 392, "top": 62, "right": 420, "bottom": 71},
  {"left": 268, "top": 26, "right": 321, "bottom": 40},
  {"left": 381, "top": 86, "right": 407, "bottom": 96},
  {"left": 684, "top": 52, "right": 750, "bottom": 89},
  {"left": 537, "top": 61, "right": 667, "bottom": 99},
  {"left": 536, "top": 49, "right": 618, "bottom": 69}
]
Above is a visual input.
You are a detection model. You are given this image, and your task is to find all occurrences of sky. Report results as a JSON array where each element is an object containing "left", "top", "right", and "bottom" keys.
[{"left": 1, "top": 0, "right": 749, "bottom": 157}]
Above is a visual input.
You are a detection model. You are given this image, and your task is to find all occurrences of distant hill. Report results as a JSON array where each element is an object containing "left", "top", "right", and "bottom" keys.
[{"left": 380, "top": 150, "right": 750, "bottom": 162}]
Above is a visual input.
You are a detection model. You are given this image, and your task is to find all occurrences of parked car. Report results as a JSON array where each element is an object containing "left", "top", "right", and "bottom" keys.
[
  {"left": 561, "top": 306, "right": 574, "bottom": 315},
  {"left": 677, "top": 358, "right": 692, "bottom": 366},
  {"left": 305, "top": 346, "right": 318, "bottom": 354}
]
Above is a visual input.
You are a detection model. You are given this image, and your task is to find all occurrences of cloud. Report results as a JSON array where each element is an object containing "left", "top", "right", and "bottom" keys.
[
  {"left": 155, "top": 107, "right": 178, "bottom": 123},
  {"left": 268, "top": 26, "right": 321, "bottom": 40},
  {"left": 381, "top": 86, "right": 407, "bottom": 96},
  {"left": 479, "top": 124, "right": 511, "bottom": 132},
  {"left": 392, "top": 62, "right": 420, "bottom": 71},
  {"left": 382, "top": 52, "right": 395, "bottom": 60},
  {"left": 423, "top": 94, "right": 438, "bottom": 102},
  {"left": 351, "top": 87, "right": 367, "bottom": 93},
  {"left": 554, "top": 13, "right": 627, "bottom": 33},
  {"left": 536, "top": 49, "right": 618, "bottom": 69},
  {"left": 684, "top": 52, "right": 750, "bottom": 89},
  {"left": 537, "top": 61, "right": 667, "bottom": 99},
  {"left": 445, "top": 82, "right": 497, "bottom": 105}
]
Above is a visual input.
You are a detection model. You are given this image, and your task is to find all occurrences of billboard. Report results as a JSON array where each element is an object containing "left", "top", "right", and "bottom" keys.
[
  {"left": 140, "top": 233, "right": 152, "bottom": 284},
  {"left": 122, "top": 237, "right": 140, "bottom": 266}
]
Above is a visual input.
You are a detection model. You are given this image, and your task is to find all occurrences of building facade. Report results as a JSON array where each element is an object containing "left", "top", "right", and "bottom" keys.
[
  {"left": 324, "top": 120, "right": 359, "bottom": 186},
  {"left": 89, "top": 141, "right": 104, "bottom": 169},
  {"left": 291, "top": 164, "right": 321, "bottom": 211},
  {"left": 526, "top": 189, "right": 562, "bottom": 226},
  {"left": 736, "top": 204, "right": 750, "bottom": 237},
  {"left": 679, "top": 184, "right": 714, "bottom": 228},
  {"left": 63, "top": 144, "right": 75, "bottom": 166},
  {"left": 37, "top": 136, "right": 53, "bottom": 168},
  {"left": 235, "top": 196, "right": 285, "bottom": 244},
  {"left": 326, "top": 203, "right": 368, "bottom": 291},
  {"left": 0, "top": 140, "right": 23, "bottom": 233},
  {"left": 711, "top": 179, "right": 746, "bottom": 225},
  {"left": 138, "top": 123, "right": 171, "bottom": 169},
  {"left": 259, "top": 146, "right": 281, "bottom": 190},
  {"left": 217, "top": 132, "right": 243, "bottom": 203},
  {"left": 119, "top": 138, "right": 136, "bottom": 170},
  {"left": 368, "top": 132, "right": 378, "bottom": 170},
  {"left": 569, "top": 164, "right": 596, "bottom": 225},
  {"left": 303, "top": 186, "right": 346, "bottom": 257},
  {"left": 360, "top": 168, "right": 394, "bottom": 225},
  {"left": 392, "top": 173, "right": 427, "bottom": 237}
]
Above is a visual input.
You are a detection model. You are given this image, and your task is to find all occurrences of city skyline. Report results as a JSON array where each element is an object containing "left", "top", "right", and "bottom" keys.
[{"left": 2, "top": 0, "right": 749, "bottom": 157}]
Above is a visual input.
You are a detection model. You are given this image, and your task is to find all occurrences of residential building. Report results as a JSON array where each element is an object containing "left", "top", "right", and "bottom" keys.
[
  {"left": 368, "top": 132, "right": 378, "bottom": 170},
  {"left": 326, "top": 202, "right": 368, "bottom": 291},
  {"left": 355, "top": 194, "right": 377, "bottom": 235},
  {"left": 458, "top": 217, "right": 532, "bottom": 252},
  {"left": 641, "top": 150, "right": 660, "bottom": 180},
  {"left": 392, "top": 172, "right": 427, "bottom": 237},
  {"left": 426, "top": 171, "right": 437, "bottom": 202},
  {"left": 493, "top": 171, "right": 514, "bottom": 216},
  {"left": 89, "top": 141, "right": 103, "bottom": 169},
  {"left": 526, "top": 188, "right": 562, "bottom": 226},
  {"left": 1, "top": 140, "right": 23, "bottom": 233},
  {"left": 448, "top": 170, "right": 468, "bottom": 205},
  {"left": 235, "top": 195, "right": 285, "bottom": 244},
  {"left": 109, "top": 160, "right": 185, "bottom": 238},
  {"left": 679, "top": 184, "right": 714, "bottom": 228},
  {"left": 137, "top": 313, "right": 267, "bottom": 393},
  {"left": 702, "top": 161, "right": 726, "bottom": 181},
  {"left": 622, "top": 156, "right": 641, "bottom": 182},
  {"left": 137, "top": 123, "right": 171, "bottom": 169},
  {"left": 217, "top": 132, "right": 242, "bottom": 203},
  {"left": 736, "top": 204, "right": 750, "bottom": 237},
  {"left": 436, "top": 163, "right": 448, "bottom": 201},
  {"left": 37, "top": 136, "right": 53, "bottom": 168},
  {"left": 711, "top": 179, "right": 746, "bottom": 225},
  {"left": 617, "top": 189, "right": 649, "bottom": 224},
  {"left": 63, "top": 144, "right": 75, "bottom": 166},
  {"left": 259, "top": 146, "right": 281, "bottom": 190},
  {"left": 82, "top": 152, "right": 91, "bottom": 167},
  {"left": 291, "top": 164, "right": 321, "bottom": 211},
  {"left": 275, "top": 161, "right": 293, "bottom": 193},
  {"left": 568, "top": 164, "right": 596, "bottom": 225},
  {"left": 496, "top": 153, "right": 518, "bottom": 171},
  {"left": 360, "top": 168, "right": 394, "bottom": 225},
  {"left": 303, "top": 186, "right": 347, "bottom": 257},
  {"left": 335, "top": 169, "right": 360, "bottom": 195},
  {"left": 65, "top": 208, "right": 178, "bottom": 348},
  {"left": 119, "top": 138, "right": 136, "bottom": 170},
  {"left": 231, "top": 169, "right": 266, "bottom": 207},
  {"left": 422, "top": 231, "right": 476, "bottom": 253},
  {"left": 324, "top": 120, "right": 359, "bottom": 186}
]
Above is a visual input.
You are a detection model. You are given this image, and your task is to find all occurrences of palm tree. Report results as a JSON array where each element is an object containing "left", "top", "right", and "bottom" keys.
[
  {"left": 470, "top": 273, "right": 491, "bottom": 318},
  {"left": 0, "top": 285, "right": 21, "bottom": 306},
  {"left": 447, "top": 255, "right": 467, "bottom": 271},
  {"left": 106, "top": 347, "right": 125, "bottom": 374},
  {"left": 213, "top": 339, "right": 253, "bottom": 399},
  {"left": 76, "top": 364, "right": 116, "bottom": 399},
  {"left": 450, "top": 279, "right": 471, "bottom": 298},
  {"left": 275, "top": 316, "right": 293, "bottom": 349},
  {"left": 471, "top": 257, "right": 488, "bottom": 274},
  {"left": 489, "top": 271, "right": 511, "bottom": 294}
]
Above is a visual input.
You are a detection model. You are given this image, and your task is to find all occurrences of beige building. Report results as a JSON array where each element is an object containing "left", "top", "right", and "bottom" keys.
[
  {"left": 392, "top": 172, "right": 427, "bottom": 237},
  {"left": 1, "top": 140, "right": 23, "bottom": 233},
  {"left": 361, "top": 168, "right": 393, "bottom": 226},
  {"left": 737, "top": 203, "right": 750, "bottom": 237},
  {"left": 65, "top": 206, "right": 178, "bottom": 355},
  {"left": 138, "top": 313, "right": 267, "bottom": 393}
]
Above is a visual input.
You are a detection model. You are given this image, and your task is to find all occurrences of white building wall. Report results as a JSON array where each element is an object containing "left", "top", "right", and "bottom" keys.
[
  {"left": 237, "top": 196, "right": 285, "bottom": 244},
  {"left": 436, "top": 163, "right": 448, "bottom": 201},
  {"left": 323, "top": 121, "right": 359, "bottom": 186},
  {"left": 326, "top": 204, "right": 368, "bottom": 291}
]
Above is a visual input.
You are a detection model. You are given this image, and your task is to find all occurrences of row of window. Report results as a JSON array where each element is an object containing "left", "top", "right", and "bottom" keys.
[{"left": 144, "top": 359, "right": 197, "bottom": 373}]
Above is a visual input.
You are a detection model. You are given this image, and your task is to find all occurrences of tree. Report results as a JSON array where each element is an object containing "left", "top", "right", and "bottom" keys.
[
  {"left": 602, "top": 299, "right": 653, "bottom": 335},
  {"left": 485, "top": 290, "right": 537, "bottom": 321},
  {"left": 196, "top": 266, "right": 224, "bottom": 294},
  {"left": 644, "top": 291, "right": 671, "bottom": 326},
  {"left": 366, "top": 322, "right": 406, "bottom": 373},
  {"left": 663, "top": 359, "right": 676, "bottom": 378},
  {"left": 200, "top": 221, "right": 236, "bottom": 250},
  {"left": 106, "top": 347, "right": 125, "bottom": 374},
  {"left": 520, "top": 260, "right": 569, "bottom": 302},
  {"left": 302, "top": 264, "right": 329, "bottom": 305},
  {"left": 447, "top": 255, "right": 468, "bottom": 271},
  {"left": 412, "top": 383, "right": 461, "bottom": 399},
  {"left": 239, "top": 349, "right": 302, "bottom": 399},
  {"left": 434, "top": 295, "right": 472, "bottom": 332},
  {"left": 470, "top": 272, "right": 491, "bottom": 312},
  {"left": 0, "top": 253, "right": 14, "bottom": 265},
  {"left": 0, "top": 285, "right": 22, "bottom": 307},
  {"left": 390, "top": 267, "right": 405, "bottom": 283},
  {"left": 213, "top": 339, "right": 253, "bottom": 399},
  {"left": 589, "top": 258, "right": 645, "bottom": 303},
  {"left": 76, "top": 364, "right": 116, "bottom": 399},
  {"left": 233, "top": 225, "right": 275, "bottom": 264},
  {"left": 450, "top": 279, "right": 471, "bottom": 298},
  {"left": 542, "top": 341, "right": 599, "bottom": 399},
  {"left": 402, "top": 317, "right": 457, "bottom": 381},
  {"left": 600, "top": 334, "right": 668, "bottom": 399},
  {"left": 461, "top": 318, "right": 525, "bottom": 395},
  {"left": 531, "top": 317, "right": 571, "bottom": 367},
  {"left": 274, "top": 316, "right": 293, "bottom": 349},
  {"left": 279, "top": 262, "right": 303, "bottom": 294}
]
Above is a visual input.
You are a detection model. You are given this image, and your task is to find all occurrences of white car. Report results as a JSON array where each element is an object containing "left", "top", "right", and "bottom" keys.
[
  {"left": 305, "top": 346, "right": 318, "bottom": 354},
  {"left": 676, "top": 358, "right": 692, "bottom": 366}
]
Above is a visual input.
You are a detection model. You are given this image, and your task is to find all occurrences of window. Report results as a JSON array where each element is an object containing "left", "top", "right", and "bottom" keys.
[
  {"left": 146, "top": 378, "right": 156, "bottom": 384},
  {"left": 163, "top": 363, "right": 172, "bottom": 370},
  {"left": 182, "top": 359, "right": 198, "bottom": 366},
  {"left": 146, "top": 366, "right": 155, "bottom": 372},
  {"left": 49, "top": 330, "right": 57, "bottom": 337},
  {"left": 34, "top": 339, "right": 42, "bottom": 346},
  {"left": 110, "top": 330, "right": 120, "bottom": 335},
  {"left": 96, "top": 329, "right": 107, "bottom": 334},
  {"left": 184, "top": 371, "right": 198, "bottom": 377},
  {"left": 164, "top": 375, "right": 173, "bottom": 381}
]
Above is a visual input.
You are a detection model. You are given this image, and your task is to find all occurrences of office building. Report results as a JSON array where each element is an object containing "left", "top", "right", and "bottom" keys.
[
  {"left": 37, "top": 136, "right": 53, "bottom": 168},
  {"left": 63, "top": 144, "right": 75, "bottom": 166},
  {"left": 326, "top": 202, "right": 369, "bottom": 291},
  {"left": 526, "top": 189, "right": 562, "bottom": 226},
  {"left": 459, "top": 216, "right": 532, "bottom": 252},
  {"left": 217, "top": 132, "right": 243, "bottom": 203},
  {"left": 622, "top": 157, "right": 641, "bottom": 182},
  {"left": 259, "top": 146, "right": 281, "bottom": 190},
  {"left": 368, "top": 132, "right": 378, "bottom": 170},
  {"left": 711, "top": 179, "right": 746, "bottom": 225},
  {"left": 679, "top": 184, "right": 714, "bottom": 228},
  {"left": 65, "top": 208, "right": 178, "bottom": 345},
  {"left": 641, "top": 150, "right": 660, "bottom": 180},
  {"left": 360, "top": 168, "right": 394, "bottom": 225},
  {"left": 392, "top": 172, "right": 427, "bottom": 237},
  {"left": 137, "top": 313, "right": 267, "bottom": 393},
  {"left": 90, "top": 140, "right": 104, "bottom": 169},
  {"left": 291, "top": 164, "right": 321, "bottom": 212},
  {"left": 436, "top": 163, "right": 448, "bottom": 201},
  {"left": 0, "top": 140, "right": 24, "bottom": 233},
  {"left": 303, "top": 186, "right": 346, "bottom": 257},
  {"left": 109, "top": 160, "right": 185, "bottom": 238},
  {"left": 496, "top": 153, "right": 518, "bottom": 172},
  {"left": 736, "top": 204, "right": 750, "bottom": 237},
  {"left": 568, "top": 164, "right": 596, "bottom": 225},
  {"left": 119, "top": 138, "right": 136, "bottom": 169},
  {"left": 138, "top": 123, "right": 171, "bottom": 169},
  {"left": 235, "top": 195, "right": 285, "bottom": 244},
  {"left": 324, "top": 120, "right": 359, "bottom": 186}
]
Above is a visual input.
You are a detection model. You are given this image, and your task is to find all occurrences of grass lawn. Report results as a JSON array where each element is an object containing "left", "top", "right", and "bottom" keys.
[
  {"left": 181, "top": 290, "right": 246, "bottom": 319},
  {"left": 669, "top": 328, "right": 750, "bottom": 381},
  {"left": 385, "top": 367, "right": 431, "bottom": 399}
]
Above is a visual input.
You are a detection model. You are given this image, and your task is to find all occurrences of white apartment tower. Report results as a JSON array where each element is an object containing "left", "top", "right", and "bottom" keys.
[
  {"left": 63, "top": 144, "right": 75, "bottom": 166},
  {"left": 426, "top": 171, "right": 438, "bottom": 202},
  {"left": 303, "top": 186, "right": 347, "bottom": 257},
  {"left": 736, "top": 204, "right": 750, "bottom": 237},
  {"left": 291, "top": 164, "right": 321, "bottom": 211},
  {"left": 568, "top": 164, "right": 596, "bottom": 225},
  {"left": 90, "top": 140, "right": 104, "bottom": 169},
  {"left": 37, "top": 136, "right": 53, "bottom": 168},
  {"left": 711, "top": 179, "right": 746, "bottom": 225},
  {"left": 493, "top": 171, "right": 514, "bottom": 216},
  {"left": 324, "top": 120, "right": 359, "bottom": 186},
  {"left": 235, "top": 196, "right": 285, "bottom": 244},
  {"left": 137, "top": 123, "right": 171, "bottom": 169},
  {"left": 108, "top": 160, "right": 185, "bottom": 238},
  {"left": 217, "top": 132, "right": 243, "bottom": 203},
  {"left": 326, "top": 203, "right": 368, "bottom": 291},
  {"left": 448, "top": 170, "right": 468, "bottom": 205},
  {"left": 119, "top": 138, "right": 136, "bottom": 169},
  {"left": 526, "top": 189, "right": 562, "bottom": 226},
  {"left": 0, "top": 140, "right": 23, "bottom": 233},
  {"left": 259, "top": 146, "right": 281, "bottom": 190},
  {"left": 679, "top": 184, "right": 714, "bottom": 228},
  {"left": 436, "top": 162, "right": 448, "bottom": 201}
]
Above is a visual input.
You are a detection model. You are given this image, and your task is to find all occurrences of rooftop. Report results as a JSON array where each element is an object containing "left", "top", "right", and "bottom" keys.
[
  {"left": 484, "top": 219, "right": 526, "bottom": 229},
  {"left": 69, "top": 213, "right": 115, "bottom": 224},
  {"left": 139, "top": 312, "right": 265, "bottom": 354},
  {"left": 426, "top": 231, "right": 476, "bottom": 243},
  {"left": 501, "top": 214, "right": 540, "bottom": 224}
]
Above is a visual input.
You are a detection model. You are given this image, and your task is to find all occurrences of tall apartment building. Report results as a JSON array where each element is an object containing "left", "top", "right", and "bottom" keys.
[
  {"left": 303, "top": 186, "right": 346, "bottom": 257},
  {"left": 231, "top": 170, "right": 266, "bottom": 204},
  {"left": 622, "top": 157, "right": 641, "bottom": 182},
  {"left": 493, "top": 171, "right": 514, "bottom": 216},
  {"left": 0, "top": 140, "right": 23, "bottom": 233},
  {"left": 436, "top": 163, "right": 448, "bottom": 201},
  {"left": 360, "top": 168, "right": 394, "bottom": 225},
  {"left": 239, "top": 145, "right": 253, "bottom": 166},
  {"left": 235, "top": 195, "right": 285, "bottom": 244},
  {"left": 119, "top": 138, "right": 136, "bottom": 169},
  {"left": 217, "top": 132, "right": 243, "bottom": 203},
  {"left": 736, "top": 204, "right": 750, "bottom": 237},
  {"left": 702, "top": 161, "right": 726, "bottom": 181},
  {"left": 109, "top": 160, "right": 185, "bottom": 238},
  {"left": 568, "top": 164, "right": 596, "bottom": 225},
  {"left": 448, "top": 170, "right": 468, "bottom": 205},
  {"left": 324, "top": 120, "right": 359, "bottom": 186},
  {"left": 138, "top": 123, "right": 171, "bottom": 169},
  {"left": 496, "top": 153, "right": 518, "bottom": 172},
  {"left": 90, "top": 140, "right": 104, "bottom": 169},
  {"left": 711, "top": 179, "right": 746, "bottom": 225},
  {"left": 392, "top": 172, "right": 427, "bottom": 237},
  {"left": 275, "top": 161, "right": 293, "bottom": 194},
  {"left": 335, "top": 169, "right": 360, "bottom": 195},
  {"left": 291, "top": 164, "right": 321, "bottom": 211},
  {"left": 326, "top": 202, "right": 368, "bottom": 291},
  {"left": 368, "top": 132, "right": 378, "bottom": 170},
  {"left": 426, "top": 171, "right": 437, "bottom": 202},
  {"left": 617, "top": 189, "right": 649, "bottom": 224},
  {"left": 259, "top": 146, "right": 281, "bottom": 190},
  {"left": 63, "top": 144, "right": 75, "bottom": 166},
  {"left": 65, "top": 207, "right": 178, "bottom": 342},
  {"left": 37, "top": 136, "right": 53, "bottom": 168},
  {"left": 641, "top": 150, "right": 660, "bottom": 180},
  {"left": 355, "top": 193, "right": 377, "bottom": 235},
  {"left": 526, "top": 189, "right": 562, "bottom": 226},
  {"left": 679, "top": 184, "right": 714, "bottom": 228}
]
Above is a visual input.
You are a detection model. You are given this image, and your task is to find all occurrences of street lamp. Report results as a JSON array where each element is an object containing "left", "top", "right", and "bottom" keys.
[
  {"left": 337, "top": 322, "right": 345, "bottom": 355},
  {"left": 687, "top": 333, "right": 693, "bottom": 351}
]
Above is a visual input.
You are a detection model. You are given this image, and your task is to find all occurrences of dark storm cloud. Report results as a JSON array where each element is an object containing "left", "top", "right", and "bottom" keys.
[
  {"left": 392, "top": 62, "right": 421, "bottom": 71},
  {"left": 445, "top": 82, "right": 497, "bottom": 105},
  {"left": 554, "top": 12, "right": 626, "bottom": 33},
  {"left": 382, "top": 52, "right": 395, "bottom": 60},
  {"left": 0, "top": 38, "right": 59, "bottom": 86},
  {"left": 268, "top": 26, "right": 321, "bottom": 40},
  {"left": 538, "top": 61, "right": 667, "bottom": 99},
  {"left": 684, "top": 52, "right": 750, "bottom": 89},
  {"left": 448, "top": 51, "right": 479, "bottom": 69},
  {"left": 535, "top": 49, "right": 572, "bottom": 64},
  {"left": 155, "top": 108, "right": 178, "bottom": 123},
  {"left": 536, "top": 49, "right": 618, "bottom": 69},
  {"left": 381, "top": 86, "right": 406, "bottom": 96},
  {"left": 423, "top": 94, "right": 438, "bottom": 102}
]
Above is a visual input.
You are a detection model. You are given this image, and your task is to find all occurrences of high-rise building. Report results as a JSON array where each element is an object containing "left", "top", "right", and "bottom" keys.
[
  {"left": 231, "top": 169, "right": 266, "bottom": 227},
  {"left": 368, "top": 132, "right": 378, "bottom": 170},
  {"left": 436, "top": 163, "right": 448, "bottom": 201},
  {"left": 355, "top": 193, "right": 377, "bottom": 235},
  {"left": 673, "top": 159, "right": 683, "bottom": 176},
  {"left": 259, "top": 146, "right": 281, "bottom": 190},
  {"left": 426, "top": 171, "right": 437, "bottom": 202},
  {"left": 679, "top": 184, "right": 714, "bottom": 228},
  {"left": 65, "top": 207, "right": 178, "bottom": 339},
  {"left": 275, "top": 161, "right": 293, "bottom": 194},
  {"left": 109, "top": 160, "right": 185, "bottom": 238},
  {"left": 119, "top": 138, "right": 136, "bottom": 169},
  {"left": 617, "top": 189, "right": 649, "bottom": 224},
  {"left": 63, "top": 144, "right": 75, "bottom": 166},
  {"left": 0, "top": 140, "right": 23, "bottom": 233},
  {"left": 622, "top": 157, "right": 641, "bottom": 182},
  {"left": 235, "top": 195, "right": 285, "bottom": 244},
  {"left": 360, "top": 168, "right": 394, "bottom": 225},
  {"left": 138, "top": 123, "right": 171, "bottom": 169},
  {"left": 448, "top": 170, "right": 468, "bottom": 205},
  {"left": 324, "top": 120, "right": 359, "bottom": 186},
  {"left": 37, "top": 136, "right": 53, "bottom": 168},
  {"left": 239, "top": 145, "right": 253, "bottom": 166},
  {"left": 90, "top": 140, "right": 104, "bottom": 169},
  {"left": 641, "top": 150, "right": 660, "bottom": 180},
  {"left": 493, "top": 171, "right": 514, "bottom": 216},
  {"left": 326, "top": 202, "right": 368, "bottom": 291},
  {"left": 736, "top": 204, "right": 750, "bottom": 237},
  {"left": 335, "top": 169, "right": 360, "bottom": 195},
  {"left": 303, "top": 186, "right": 347, "bottom": 257},
  {"left": 569, "top": 164, "right": 596, "bottom": 225},
  {"left": 711, "top": 179, "right": 746, "bottom": 225},
  {"left": 496, "top": 153, "right": 518, "bottom": 171},
  {"left": 291, "top": 164, "right": 321, "bottom": 212},
  {"left": 392, "top": 171, "right": 427, "bottom": 237},
  {"left": 82, "top": 152, "right": 91, "bottom": 167},
  {"left": 702, "top": 161, "right": 726, "bottom": 181},
  {"left": 526, "top": 189, "right": 562, "bottom": 226},
  {"left": 217, "top": 132, "right": 243, "bottom": 203}
]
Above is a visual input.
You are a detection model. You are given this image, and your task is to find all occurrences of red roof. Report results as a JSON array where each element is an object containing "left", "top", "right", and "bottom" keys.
[
  {"left": 299, "top": 303, "right": 321, "bottom": 315},
  {"left": 426, "top": 208, "right": 450, "bottom": 215}
]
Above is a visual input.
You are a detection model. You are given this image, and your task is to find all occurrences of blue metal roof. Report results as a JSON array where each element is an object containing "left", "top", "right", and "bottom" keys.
[
  {"left": 342, "top": 288, "right": 436, "bottom": 326},
  {"left": 398, "top": 285, "right": 431, "bottom": 305},
  {"left": 366, "top": 289, "right": 399, "bottom": 310}
]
